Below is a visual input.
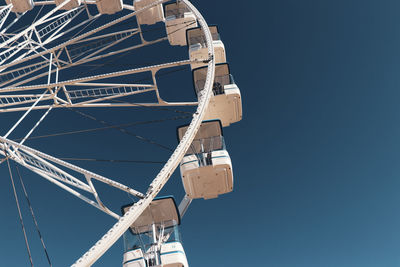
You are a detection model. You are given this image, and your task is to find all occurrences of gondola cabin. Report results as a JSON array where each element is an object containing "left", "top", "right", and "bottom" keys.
[
  {"left": 178, "top": 120, "right": 233, "bottom": 199},
  {"left": 122, "top": 196, "right": 188, "bottom": 267},
  {"left": 6, "top": 0, "right": 33, "bottom": 13},
  {"left": 96, "top": 0, "right": 122, "bottom": 14},
  {"left": 186, "top": 26, "right": 226, "bottom": 70},
  {"left": 134, "top": 0, "right": 164, "bottom": 25},
  {"left": 164, "top": 1, "right": 197, "bottom": 46},
  {"left": 193, "top": 63, "right": 242, "bottom": 127}
]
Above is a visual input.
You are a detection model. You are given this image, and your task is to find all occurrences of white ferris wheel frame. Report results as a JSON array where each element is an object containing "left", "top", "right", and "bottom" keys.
[{"left": 0, "top": 0, "right": 216, "bottom": 266}]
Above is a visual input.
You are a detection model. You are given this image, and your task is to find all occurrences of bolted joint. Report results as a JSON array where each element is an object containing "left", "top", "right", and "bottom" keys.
[{"left": 203, "top": 54, "right": 214, "bottom": 63}]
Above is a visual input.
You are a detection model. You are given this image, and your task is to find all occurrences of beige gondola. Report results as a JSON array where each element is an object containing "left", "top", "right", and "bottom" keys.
[
  {"left": 186, "top": 25, "right": 226, "bottom": 70},
  {"left": 193, "top": 63, "right": 242, "bottom": 127},
  {"left": 178, "top": 120, "right": 233, "bottom": 200},
  {"left": 164, "top": 1, "right": 197, "bottom": 46},
  {"left": 122, "top": 196, "right": 188, "bottom": 267},
  {"left": 6, "top": 0, "right": 34, "bottom": 13},
  {"left": 134, "top": 0, "right": 164, "bottom": 25}
]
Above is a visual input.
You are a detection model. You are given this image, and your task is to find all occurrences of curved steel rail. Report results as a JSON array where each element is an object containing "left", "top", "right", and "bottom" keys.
[
  {"left": 0, "top": 0, "right": 215, "bottom": 265},
  {"left": 71, "top": 0, "right": 215, "bottom": 266}
]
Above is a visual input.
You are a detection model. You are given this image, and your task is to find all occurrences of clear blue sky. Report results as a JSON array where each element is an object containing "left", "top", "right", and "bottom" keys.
[{"left": 1, "top": 0, "right": 400, "bottom": 266}]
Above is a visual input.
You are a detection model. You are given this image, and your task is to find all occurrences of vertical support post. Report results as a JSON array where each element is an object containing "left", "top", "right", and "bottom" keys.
[
  {"left": 152, "top": 223, "right": 160, "bottom": 266},
  {"left": 178, "top": 195, "right": 192, "bottom": 217},
  {"left": 136, "top": 21, "right": 146, "bottom": 44},
  {"left": 47, "top": 53, "right": 53, "bottom": 84}
]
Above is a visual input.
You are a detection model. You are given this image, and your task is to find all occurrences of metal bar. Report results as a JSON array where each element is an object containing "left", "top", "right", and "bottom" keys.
[
  {"left": 0, "top": 5, "right": 12, "bottom": 30},
  {"left": 72, "top": 0, "right": 216, "bottom": 265},
  {"left": 0, "top": 135, "right": 145, "bottom": 198},
  {"left": 69, "top": 88, "right": 155, "bottom": 105},
  {"left": 6, "top": 159, "right": 34, "bottom": 267},
  {"left": 73, "top": 83, "right": 154, "bottom": 87},
  {"left": 47, "top": 53, "right": 53, "bottom": 84},
  {"left": 14, "top": 149, "right": 92, "bottom": 191},
  {"left": 1, "top": 13, "right": 22, "bottom": 34},
  {"left": 3, "top": 89, "right": 48, "bottom": 138},
  {"left": 178, "top": 195, "right": 192, "bottom": 217},
  {"left": 1, "top": 59, "right": 191, "bottom": 93},
  {"left": 122, "top": 4, "right": 135, "bottom": 11},
  {"left": 19, "top": 107, "right": 52, "bottom": 146},
  {"left": 3, "top": 53, "right": 53, "bottom": 138},
  {"left": 0, "top": 0, "right": 74, "bottom": 50},
  {"left": 0, "top": 96, "right": 53, "bottom": 108},
  {"left": 19, "top": 162, "right": 105, "bottom": 212},
  {"left": 0, "top": 94, "right": 52, "bottom": 98},
  {"left": 73, "top": 28, "right": 139, "bottom": 44},
  {"left": 85, "top": 175, "right": 120, "bottom": 219},
  {"left": 0, "top": 101, "right": 198, "bottom": 113},
  {"left": 42, "top": 8, "right": 85, "bottom": 45},
  {"left": 6, "top": 36, "right": 167, "bottom": 88},
  {"left": 0, "top": 1, "right": 169, "bottom": 71},
  {"left": 73, "top": 28, "right": 138, "bottom": 64}
]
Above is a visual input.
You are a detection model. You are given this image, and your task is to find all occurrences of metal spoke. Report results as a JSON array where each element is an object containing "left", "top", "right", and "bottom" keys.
[{"left": 0, "top": 1, "right": 217, "bottom": 266}]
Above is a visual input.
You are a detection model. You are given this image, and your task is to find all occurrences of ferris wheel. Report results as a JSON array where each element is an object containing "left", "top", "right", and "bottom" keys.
[{"left": 0, "top": 0, "right": 243, "bottom": 266}]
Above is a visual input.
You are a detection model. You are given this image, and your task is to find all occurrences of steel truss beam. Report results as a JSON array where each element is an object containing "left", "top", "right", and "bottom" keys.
[
  {"left": 0, "top": 0, "right": 210, "bottom": 265},
  {"left": 0, "top": 0, "right": 170, "bottom": 76},
  {"left": 72, "top": 0, "right": 216, "bottom": 265},
  {"left": 0, "top": 0, "right": 199, "bottom": 115},
  {"left": 0, "top": 59, "right": 197, "bottom": 112},
  {"left": 0, "top": 135, "right": 144, "bottom": 219}
]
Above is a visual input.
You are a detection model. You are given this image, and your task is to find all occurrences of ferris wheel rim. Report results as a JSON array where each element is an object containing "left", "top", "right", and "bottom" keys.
[
  {"left": 72, "top": 0, "right": 215, "bottom": 265},
  {"left": 0, "top": 0, "right": 216, "bottom": 265}
]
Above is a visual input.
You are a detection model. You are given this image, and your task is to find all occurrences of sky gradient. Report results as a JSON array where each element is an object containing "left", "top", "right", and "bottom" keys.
[{"left": 1, "top": 0, "right": 400, "bottom": 266}]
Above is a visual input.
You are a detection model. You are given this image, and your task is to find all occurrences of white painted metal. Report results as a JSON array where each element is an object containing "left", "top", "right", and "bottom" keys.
[
  {"left": 18, "top": 105, "right": 52, "bottom": 146},
  {"left": 1, "top": 54, "right": 53, "bottom": 134},
  {"left": 0, "top": 2, "right": 181, "bottom": 92},
  {"left": 0, "top": 135, "right": 144, "bottom": 219},
  {"left": 0, "top": 4, "right": 12, "bottom": 30},
  {"left": 3, "top": 89, "right": 48, "bottom": 137},
  {"left": 0, "top": 2, "right": 153, "bottom": 71},
  {"left": 0, "top": 101, "right": 199, "bottom": 113},
  {"left": 134, "top": 0, "right": 164, "bottom": 25},
  {"left": 164, "top": 1, "right": 197, "bottom": 46},
  {"left": 54, "top": 0, "right": 81, "bottom": 10},
  {"left": 0, "top": 0, "right": 76, "bottom": 52},
  {"left": 178, "top": 195, "right": 192, "bottom": 217},
  {"left": 18, "top": 54, "right": 56, "bottom": 146},
  {"left": 187, "top": 26, "right": 226, "bottom": 70},
  {"left": 0, "top": 0, "right": 216, "bottom": 265},
  {"left": 37, "top": 7, "right": 84, "bottom": 41},
  {"left": 72, "top": 0, "right": 215, "bottom": 265},
  {"left": 0, "top": 60, "right": 192, "bottom": 113}
]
